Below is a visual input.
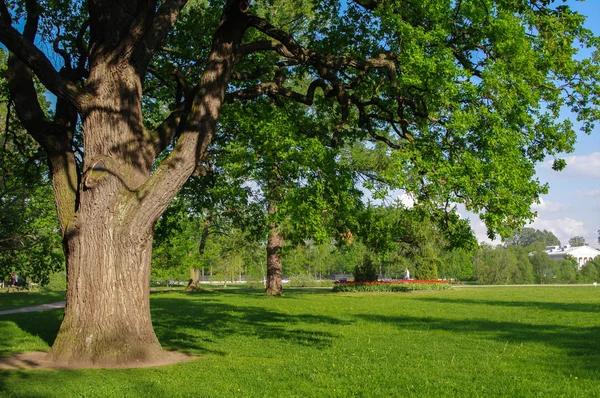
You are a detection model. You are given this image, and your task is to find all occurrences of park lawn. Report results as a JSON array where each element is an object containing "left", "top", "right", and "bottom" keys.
[
  {"left": 0, "top": 291, "right": 66, "bottom": 312},
  {"left": 0, "top": 286, "right": 599, "bottom": 397}
]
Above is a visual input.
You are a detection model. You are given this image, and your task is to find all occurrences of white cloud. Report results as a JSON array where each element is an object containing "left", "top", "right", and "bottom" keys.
[
  {"left": 455, "top": 205, "right": 501, "bottom": 245},
  {"left": 395, "top": 191, "right": 415, "bottom": 208},
  {"left": 458, "top": 207, "right": 598, "bottom": 249},
  {"left": 577, "top": 189, "right": 600, "bottom": 200},
  {"left": 543, "top": 152, "right": 600, "bottom": 178},
  {"left": 531, "top": 198, "right": 567, "bottom": 214},
  {"left": 471, "top": 220, "right": 501, "bottom": 246}
]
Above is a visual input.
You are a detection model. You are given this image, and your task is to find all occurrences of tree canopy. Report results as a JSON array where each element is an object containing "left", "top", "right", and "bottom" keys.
[
  {"left": 505, "top": 227, "right": 561, "bottom": 247},
  {"left": 1, "top": 0, "right": 599, "bottom": 366},
  {"left": 568, "top": 236, "right": 587, "bottom": 247}
]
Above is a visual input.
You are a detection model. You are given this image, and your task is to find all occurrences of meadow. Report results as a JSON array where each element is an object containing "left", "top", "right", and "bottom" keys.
[{"left": 0, "top": 286, "right": 599, "bottom": 397}]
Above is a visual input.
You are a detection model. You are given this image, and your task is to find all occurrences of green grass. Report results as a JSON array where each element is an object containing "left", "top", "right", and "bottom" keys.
[
  {"left": 0, "top": 291, "right": 65, "bottom": 312},
  {"left": 1, "top": 286, "right": 599, "bottom": 397}
]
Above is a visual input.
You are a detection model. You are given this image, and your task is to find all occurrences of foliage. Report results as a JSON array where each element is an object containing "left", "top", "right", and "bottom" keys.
[
  {"left": 356, "top": 204, "right": 464, "bottom": 281},
  {"left": 287, "top": 274, "right": 334, "bottom": 288},
  {"left": 505, "top": 228, "right": 561, "bottom": 247},
  {"left": 568, "top": 236, "right": 587, "bottom": 247},
  {"left": 439, "top": 249, "right": 474, "bottom": 281},
  {"left": 578, "top": 258, "right": 599, "bottom": 283},
  {"left": 473, "top": 244, "right": 534, "bottom": 285},
  {"left": 42, "top": 271, "right": 67, "bottom": 292},
  {"left": 332, "top": 280, "right": 451, "bottom": 292},
  {"left": 353, "top": 252, "right": 378, "bottom": 282},
  {"left": 0, "top": 49, "right": 63, "bottom": 285},
  {"left": 554, "top": 256, "right": 578, "bottom": 284},
  {"left": 152, "top": 197, "right": 203, "bottom": 281},
  {"left": 529, "top": 250, "right": 556, "bottom": 284}
]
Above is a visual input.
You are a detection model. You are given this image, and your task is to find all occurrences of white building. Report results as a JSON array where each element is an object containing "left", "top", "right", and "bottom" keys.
[{"left": 545, "top": 245, "right": 600, "bottom": 269}]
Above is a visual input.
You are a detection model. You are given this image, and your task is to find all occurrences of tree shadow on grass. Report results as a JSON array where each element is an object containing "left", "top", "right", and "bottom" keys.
[
  {"left": 355, "top": 313, "right": 600, "bottom": 375},
  {"left": 150, "top": 295, "right": 350, "bottom": 356},
  {"left": 413, "top": 297, "right": 600, "bottom": 314},
  {"left": 0, "top": 289, "right": 347, "bottom": 360},
  {"left": 177, "top": 286, "right": 335, "bottom": 297},
  {"left": 0, "top": 367, "right": 185, "bottom": 398},
  {"left": 0, "top": 310, "right": 63, "bottom": 355}
]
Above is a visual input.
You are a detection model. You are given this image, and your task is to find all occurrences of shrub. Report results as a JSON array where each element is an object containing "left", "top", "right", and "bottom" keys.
[
  {"left": 333, "top": 279, "right": 451, "bottom": 293},
  {"left": 354, "top": 253, "right": 378, "bottom": 282},
  {"left": 288, "top": 274, "right": 334, "bottom": 287}
]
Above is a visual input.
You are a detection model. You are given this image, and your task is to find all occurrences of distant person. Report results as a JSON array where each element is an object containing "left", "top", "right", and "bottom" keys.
[{"left": 403, "top": 268, "right": 410, "bottom": 280}]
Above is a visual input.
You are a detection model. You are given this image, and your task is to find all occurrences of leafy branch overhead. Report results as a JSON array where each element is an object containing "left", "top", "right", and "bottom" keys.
[{"left": 1, "top": 0, "right": 597, "bottom": 240}]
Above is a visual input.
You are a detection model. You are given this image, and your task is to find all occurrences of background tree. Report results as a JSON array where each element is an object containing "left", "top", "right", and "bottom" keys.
[
  {"left": 578, "top": 257, "right": 599, "bottom": 283},
  {"left": 505, "top": 228, "right": 561, "bottom": 247},
  {"left": 474, "top": 245, "right": 520, "bottom": 285},
  {"left": 1, "top": 0, "right": 598, "bottom": 366},
  {"left": 529, "top": 251, "right": 555, "bottom": 284},
  {"left": 217, "top": 96, "right": 363, "bottom": 295},
  {"left": 439, "top": 249, "right": 474, "bottom": 282},
  {"left": 568, "top": 236, "right": 587, "bottom": 247}
]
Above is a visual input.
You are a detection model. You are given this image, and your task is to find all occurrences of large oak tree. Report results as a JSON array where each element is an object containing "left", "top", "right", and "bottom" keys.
[{"left": 0, "top": 0, "right": 598, "bottom": 366}]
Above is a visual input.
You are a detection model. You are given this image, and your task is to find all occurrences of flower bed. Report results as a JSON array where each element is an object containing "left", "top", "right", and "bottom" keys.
[{"left": 332, "top": 279, "right": 451, "bottom": 293}]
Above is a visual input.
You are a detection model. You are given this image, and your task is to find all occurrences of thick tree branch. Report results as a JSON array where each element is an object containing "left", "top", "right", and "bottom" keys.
[
  {"left": 134, "top": 0, "right": 251, "bottom": 230},
  {"left": 2, "top": 0, "right": 79, "bottom": 233},
  {"left": 351, "top": 0, "right": 380, "bottom": 10},
  {"left": 0, "top": 12, "right": 86, "bottom": 109},
  {"left": 226, "top": 78, "right": 331, "bottom": 105},
  {"left": 246, "top": 16, "right": 398, "bottom": 88},
  {"left": 134, "top": 0, "right": 189, "bottom": 71},
  {"left": 75, "top": 19, "right": 90, "bottom": 79},
  {"left": 149, "top": 101, "right": 186, "bottom": 157},
  {"left": 238, "top": 39, "right": 296, "bottom": 58}
]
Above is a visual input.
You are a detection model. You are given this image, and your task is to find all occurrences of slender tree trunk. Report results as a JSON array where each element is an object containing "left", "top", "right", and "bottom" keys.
[
  {"left": 198, "top": 212, "right": 213, "bottom": 256},
  {"left": 187, "top": 212, "right": 213, "bottom": 291},
  {"left": 265, "top": 203, "right": 283, "bottom": 296},
  {"left": 187, "top": 268, "right": 201, "bottom": 292}
]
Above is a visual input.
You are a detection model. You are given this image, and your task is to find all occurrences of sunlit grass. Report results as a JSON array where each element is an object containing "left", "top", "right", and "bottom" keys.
[{"left": 0, "top": 286, "right": 599, "bottom": 397}]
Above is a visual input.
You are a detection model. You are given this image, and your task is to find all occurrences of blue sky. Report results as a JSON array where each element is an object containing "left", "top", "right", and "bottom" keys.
[{"left": 462, "top": 1, "right": 600, "bottom": 248}]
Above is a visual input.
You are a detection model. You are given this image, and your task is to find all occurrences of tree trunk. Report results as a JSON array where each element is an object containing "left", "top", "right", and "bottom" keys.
[
  {"left": 47, "top": 200, "right": 162, "bottom": 366},
  {"left": 265, "top": 205, "right": 284, "bottom": 296},
  {"left": 187, "top": 212, "right": 213, "bottom": 291},
  {"left": 186, "top": 268, "right": 201, "bottom": 292},
  {"left": 45, "top": 60, "right": 164, "bottom": 365}
]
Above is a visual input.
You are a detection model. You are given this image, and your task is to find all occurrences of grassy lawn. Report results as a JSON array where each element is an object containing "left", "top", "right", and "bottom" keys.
[
  {"left": 0, "top": 291, "right": 66, "bottom": 312},
  {"left": 1, "top": 286, "right": 599, "bottom": 397}
]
